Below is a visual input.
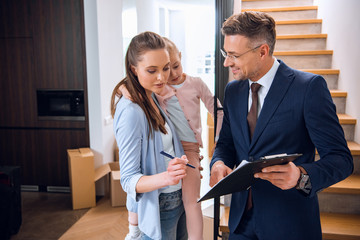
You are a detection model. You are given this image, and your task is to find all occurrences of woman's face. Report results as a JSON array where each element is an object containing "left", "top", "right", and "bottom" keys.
[{"left": 131, "top": 49, "right": 170, "bottom": 98}]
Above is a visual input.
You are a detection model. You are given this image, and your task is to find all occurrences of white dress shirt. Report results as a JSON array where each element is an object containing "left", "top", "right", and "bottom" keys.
[{"left": 248, "top": 58, "right": 280, "bottom": 116}]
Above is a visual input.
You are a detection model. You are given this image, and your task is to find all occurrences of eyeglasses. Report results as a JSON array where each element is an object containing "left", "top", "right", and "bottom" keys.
[{"left": 220, "top": 45, "right": 262, "bottom": 61}]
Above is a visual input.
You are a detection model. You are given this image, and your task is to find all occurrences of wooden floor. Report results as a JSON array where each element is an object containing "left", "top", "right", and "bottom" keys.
[
  {"left": 60, "top": 146, "right": 215, "bottom": 240},
  {"left": 59, "top": 196, "right": 129, "bottom": 240},
  {"left": 10, "top": 192, "right": 89, "bottom": 240}
]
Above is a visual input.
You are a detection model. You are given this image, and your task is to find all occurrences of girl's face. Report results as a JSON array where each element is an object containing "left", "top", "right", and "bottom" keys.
[
  {"left": 131, "top": 49, "right": 170, "bottom": 98},
  {"left": 168, "top": 49, "right": 185, "bottom": 85}
]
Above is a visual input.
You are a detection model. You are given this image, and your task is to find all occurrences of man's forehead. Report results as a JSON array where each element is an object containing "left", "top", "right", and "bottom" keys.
[{"left": 224, "top": 35, "right": 249, "bottom": 51}]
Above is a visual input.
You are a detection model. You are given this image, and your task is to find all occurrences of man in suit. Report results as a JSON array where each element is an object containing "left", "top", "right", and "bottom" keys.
[{"left": 210, "top": 11, "right": 353, "bottom": 239}]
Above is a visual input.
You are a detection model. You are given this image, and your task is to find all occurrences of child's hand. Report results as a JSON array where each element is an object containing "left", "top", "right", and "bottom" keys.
[
  {"left": 198, "top": 155, "right": 204, "bottom": 179},
  {"left": 165, "top": 155, "right": 188, "bottom": 185},
  {"left": 116, "top": 88, "right": 123, "bottom": 98},
  {"left": 117, "top": 84, "right": 133, "bottom": 100}
]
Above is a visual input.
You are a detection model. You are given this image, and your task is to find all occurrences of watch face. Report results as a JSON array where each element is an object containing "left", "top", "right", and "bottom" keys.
[{"left": 299, "top": 174, "right": 309, "bottom": 189}]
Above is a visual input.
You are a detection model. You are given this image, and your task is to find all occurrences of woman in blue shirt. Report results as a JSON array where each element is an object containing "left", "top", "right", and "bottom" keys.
[{"left": 111, "top": 31, "right": 189, "bottom": 240}]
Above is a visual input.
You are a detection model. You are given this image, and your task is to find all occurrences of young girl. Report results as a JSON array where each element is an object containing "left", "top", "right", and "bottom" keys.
[
  {"left": 111, "top": 31, "right": 189, "bottom": 240},
  {"left": 120, "top": 37, "right": 223, "bottom": 240}
]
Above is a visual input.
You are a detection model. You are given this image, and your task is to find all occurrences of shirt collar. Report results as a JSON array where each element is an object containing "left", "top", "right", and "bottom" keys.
[{"left": 248, "top": 57, "right": 279, "bottom": 92}]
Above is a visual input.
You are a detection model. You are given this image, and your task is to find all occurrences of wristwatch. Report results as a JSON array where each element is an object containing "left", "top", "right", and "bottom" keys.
[{"left": 296, "top": 167, "right": 312, "bottom": 195}]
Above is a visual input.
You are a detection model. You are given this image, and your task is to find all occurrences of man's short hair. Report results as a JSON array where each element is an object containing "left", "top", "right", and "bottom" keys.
[{"left": 222, "top": 11, "right": 276, "bottom": 55}]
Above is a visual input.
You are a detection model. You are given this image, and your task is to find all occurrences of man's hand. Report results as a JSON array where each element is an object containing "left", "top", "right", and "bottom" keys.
[
  {"left": 254, "top": 162, "right": 300, "bottom": 190},
  {"left": 210, "top": 161, "right": 232, "bottom": 187}
]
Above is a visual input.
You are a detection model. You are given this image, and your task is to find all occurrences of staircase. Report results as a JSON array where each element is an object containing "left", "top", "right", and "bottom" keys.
[{"left": 216, "top": 0, "right": 360, "bottom": 239}]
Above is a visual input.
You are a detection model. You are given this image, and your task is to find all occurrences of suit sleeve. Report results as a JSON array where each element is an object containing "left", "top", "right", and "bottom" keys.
[
  {"left": 210, "top": 83, "right": 237, "bottom": 170},
  {"left": 302, "top": 75, "right": 353, "bottom": 197}
]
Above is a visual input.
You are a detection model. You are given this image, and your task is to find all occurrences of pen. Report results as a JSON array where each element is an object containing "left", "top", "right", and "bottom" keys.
[{"left": 160, "top": 151, "right": 195, "bottom": 169}]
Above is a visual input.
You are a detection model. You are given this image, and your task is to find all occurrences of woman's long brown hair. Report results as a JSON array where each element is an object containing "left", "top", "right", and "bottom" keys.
[{"left": 110, "top": 31, "right": 167, "bottom": 135}]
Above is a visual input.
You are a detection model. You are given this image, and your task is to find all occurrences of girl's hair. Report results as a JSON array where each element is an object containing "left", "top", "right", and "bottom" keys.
[
  {"left": 110, "top": 31, "right": 167, "bottom": 134},
  {"left": 162, "top": 37, "right": 180, "bottom": 55},
  {"left": 222, "top": 11, "right": 276, "bottom": 55}
]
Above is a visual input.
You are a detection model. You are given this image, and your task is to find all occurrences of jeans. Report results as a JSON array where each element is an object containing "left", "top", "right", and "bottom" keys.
[{"left": 142, "top": 189, "right": 187, "bottom": 240}]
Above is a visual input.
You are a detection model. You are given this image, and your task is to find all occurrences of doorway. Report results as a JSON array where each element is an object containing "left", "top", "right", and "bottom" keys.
[{"left": 122, "top": 0, "right": 216, "bottom": 207}]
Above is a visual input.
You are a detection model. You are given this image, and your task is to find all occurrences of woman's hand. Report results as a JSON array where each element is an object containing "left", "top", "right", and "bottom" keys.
[{"left": 165, "top": 155, "right": 188, "bottom": 186}]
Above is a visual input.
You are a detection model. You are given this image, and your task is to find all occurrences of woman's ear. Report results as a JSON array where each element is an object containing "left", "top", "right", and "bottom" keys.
[{"left": 130, "top": 65, "right": 137, "bottom": 76}]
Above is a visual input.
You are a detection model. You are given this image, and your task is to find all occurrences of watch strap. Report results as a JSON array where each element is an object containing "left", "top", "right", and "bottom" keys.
[{"left": 296, "top": 166, "right": 312, "bottom": 195}]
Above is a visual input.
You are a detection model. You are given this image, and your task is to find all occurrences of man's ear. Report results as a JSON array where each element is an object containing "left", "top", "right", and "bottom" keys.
[
  {"left": 130, "top": 65, "right": 137, "bottom": 76},
  {"left": 259, "top": 44, "right": 269, "bottom": 57}
]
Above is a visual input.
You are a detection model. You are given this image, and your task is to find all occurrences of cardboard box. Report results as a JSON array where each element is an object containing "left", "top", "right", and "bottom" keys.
[
  {"left": 68, "top": 148, "right": 96, "bottom": 210},
  {"left": 67, "top": 148, "right": 127, "bottom": 210},
  {"left": 202, "top": 204, "right": 214, "bottom": 240},
  {"left": 109, "top": 162, "right": 126, "bottom": 207},
  {"left": 203, "top": 215, "right": 214, "bottom": 240}
]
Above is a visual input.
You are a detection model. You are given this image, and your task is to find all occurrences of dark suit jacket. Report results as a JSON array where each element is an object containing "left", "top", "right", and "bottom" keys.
[{"left": 211, "top": 60, "right": 353, "bottom": 239}]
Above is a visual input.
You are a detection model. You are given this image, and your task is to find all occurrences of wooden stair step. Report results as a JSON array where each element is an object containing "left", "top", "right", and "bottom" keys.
[
  {"left": 301, "top": 69, "right": 340, "bottom": 75},
  {"left": 274, "top": 51, "right": 333, "bottom": 69},
  {"left": 338, "top": 113, "right": 357, "bottom": 125},
  {"left": 277, "top": 33, "right": 327, "bottom": 40},
  {"left": 275, "top": 34, "right": 328, "bottom": 51},
  {"left": 276, "top": 19, "right": 322, "bottom": 25},
  {"left": 323, "top": 175, "right": 360, "bottom": 194},
  {"left": 242, "top": 5, "right": 318, "bottom": 13},
  {"left": 274, "top": 50, "right": 333, "bottom": 56},
  {"left": 316, "top": 141, "right": 360, "bottom": 156},
  {"left": 348, "top": 141, "right": 360, "bottom": 155},
  {"left": 241, "top": 0, "right": 315, "bottom": 9},
  {"left": 299, "top": 69, "right": 339, "bottom": 90},
  {"left": 321, "top": 212, "right": 360, "bottom": 240},
  {"left": 330, "top": 90, "right": 347, "bottom": 98},
  {"left": 219, "top": 205, "right": 360, "bottom": 239},
  {"left": 275, "top": 19, "right": 322, "bottom": 35}
]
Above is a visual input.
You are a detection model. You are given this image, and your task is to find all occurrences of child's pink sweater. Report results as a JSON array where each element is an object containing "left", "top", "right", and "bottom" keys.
[{"left": 156, "top": 74, "right": 223, "bottom": 148}]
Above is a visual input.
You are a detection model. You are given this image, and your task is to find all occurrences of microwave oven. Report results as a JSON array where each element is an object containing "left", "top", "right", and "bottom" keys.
[{"left": 37, "top": 90, "right": 85, "bottom": 121}]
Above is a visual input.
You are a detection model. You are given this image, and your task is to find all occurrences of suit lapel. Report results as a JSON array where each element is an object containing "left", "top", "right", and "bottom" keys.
[{"left": 250, "top": 62, "right": 295, "bottom": 149}]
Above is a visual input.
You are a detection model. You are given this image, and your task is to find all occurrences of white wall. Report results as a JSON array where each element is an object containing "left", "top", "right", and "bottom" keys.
[
  {"left": 136, "top": 0, "right": 160, "bottom": 33},
  {"left": 316, "top": 0, "right": 360, "bottom": 142},
  {"left": 84, "top": 0, "right": 123, "bottom": 193},
  {"left": 169, "top": 10, "right": 186, "bottom": 54},
  {"left": 183, "top": 5, "right": 215, "bottom": 78}
]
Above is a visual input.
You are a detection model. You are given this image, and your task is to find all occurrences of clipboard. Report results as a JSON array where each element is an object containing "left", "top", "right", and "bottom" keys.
[{"left": 198, "top": 153, "right": 302, "bottom": 202}]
